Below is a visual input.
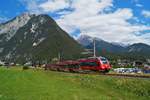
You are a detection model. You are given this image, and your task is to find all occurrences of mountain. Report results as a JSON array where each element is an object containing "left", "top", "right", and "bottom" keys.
[
  {"left": 127, "top": 43, "right": 150, "bottom": 53},
  {"left": 77, "top": 35, "right": 125, "bottom": 53},
  {"left": 0, "top": 13, "right": 84, "bottom": 64},
  {"left": 77, "top": 35, "right": 150, "bottom": 60},
  {"left": 126, "top": 43, "right": 150, "bottom": 58},
  {"left": 77, "top": 35, "right": 94, "bottom": 46}
]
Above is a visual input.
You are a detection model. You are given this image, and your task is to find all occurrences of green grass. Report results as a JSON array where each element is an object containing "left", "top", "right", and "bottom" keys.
[{"left": 0, "top": 67, "right": 149, "bottom": 100}]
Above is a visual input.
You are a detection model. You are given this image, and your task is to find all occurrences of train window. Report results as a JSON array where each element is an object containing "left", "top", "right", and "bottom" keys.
[
  {"left": 80, "top": 62, "right": 98, "bottom": 67},
  {"left": 100, "top": 57, "right": 108, "bottom": 64}
]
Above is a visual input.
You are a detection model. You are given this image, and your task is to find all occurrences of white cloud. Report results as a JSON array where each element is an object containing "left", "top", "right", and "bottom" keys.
[
  {"left": 57, "top": 0, "right": 113, "bottom": 32},
  {"left": 19, "top": 0, "right": 71, "bottom": 14},
  {"left": 140, "top": 33, "right": 150, "bottom": 44},
  {"left": 56, "top": 0, "right": 150, "bottom": 45},
  {"left": 142, "top": 10, "right": 150, "bottom": 18},
  {"left": 132, "top": 0, "right": 143, "bottom": 8},
  {"left": 135, "top": 4, "right": 143, "bottom": 7},
  {"left": 19, "top": 0, "right": 150, "bottom": 45},
  {"left": 57, "top": 10, "right": 72, "bottom": 15},
  {"left": 39, "top": 0, "right": 70, "bottom": 12},
  {"left": 18, "top": 0, "right": 42, "bottom": 14}
]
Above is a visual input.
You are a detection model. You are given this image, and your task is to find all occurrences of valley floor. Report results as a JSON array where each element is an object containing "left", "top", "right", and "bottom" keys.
[{"left": 0, "top": 67, "right": 149, "bottom": 100}]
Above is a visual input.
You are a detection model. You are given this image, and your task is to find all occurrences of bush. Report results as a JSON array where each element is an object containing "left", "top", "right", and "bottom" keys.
[{"left": 23, "top": 66, "right": 29, "bottom": 70}]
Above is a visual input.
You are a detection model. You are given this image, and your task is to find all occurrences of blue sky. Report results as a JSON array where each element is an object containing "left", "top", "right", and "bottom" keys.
[{"left": 0, "top": 0, "right": 150, "bottom": 45}]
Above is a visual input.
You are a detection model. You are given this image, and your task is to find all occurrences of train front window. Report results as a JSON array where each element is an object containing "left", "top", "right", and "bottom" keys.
[
  {"left": 100, "top": 57, "right": 108, "bottom": 64},
  {"left": 80, "top": 62, "right": 98, "bottom": 67}
]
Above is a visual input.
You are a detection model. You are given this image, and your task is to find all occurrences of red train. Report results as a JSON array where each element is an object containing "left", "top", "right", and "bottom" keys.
[{"left": 45, "top": 56, "right": 111, "bottom": 73}]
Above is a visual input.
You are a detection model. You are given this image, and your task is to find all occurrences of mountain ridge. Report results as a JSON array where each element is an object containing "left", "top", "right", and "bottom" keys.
[
  {"left": 0, "top": 14, "right": 84, "bottom": 63},
  {"left": 77, "top": 35, "right": 150, "bottom": 59}
]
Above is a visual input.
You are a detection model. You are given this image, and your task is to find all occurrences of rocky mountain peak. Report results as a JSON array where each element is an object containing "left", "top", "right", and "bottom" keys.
[
  {"left": 0, "top": 13, "right": 84, "bottom": 63},
  {"left": 77, "top": 34, "right": 105, "bottom": 46},
  {"left": 0, "top": 13, "right": 36, "bottom": 41}
]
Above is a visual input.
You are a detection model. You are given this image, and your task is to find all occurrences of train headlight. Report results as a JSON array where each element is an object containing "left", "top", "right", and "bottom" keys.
[{"left": 101, "top": 66, "right": 105, "bottom": 69}]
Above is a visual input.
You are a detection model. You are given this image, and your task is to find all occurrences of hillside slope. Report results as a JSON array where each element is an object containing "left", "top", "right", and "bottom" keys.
[{"left": 0, "top": 14, "right": 84, "bottom": 63}]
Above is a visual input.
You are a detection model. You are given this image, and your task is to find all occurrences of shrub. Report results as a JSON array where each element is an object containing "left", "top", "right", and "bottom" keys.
[{"left": 23, "top": 66, "right": 29, "bottom": 70}]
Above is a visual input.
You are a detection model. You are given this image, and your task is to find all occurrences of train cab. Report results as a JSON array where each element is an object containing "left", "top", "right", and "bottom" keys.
[
  {"left": 98, "top": 57, "right": 111, "bottom": 71},
  {"left": 79, "top": 56, "right": 111, "bottom": 72}
]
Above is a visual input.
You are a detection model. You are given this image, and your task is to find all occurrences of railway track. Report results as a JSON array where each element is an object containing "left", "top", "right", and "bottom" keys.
[
  {"left": 102, "top": 73, "right": 150, "bottom": 79},
  {"left": 74, "top": 71, "right": 150, "bottom": 79},
  {"left": 45, "top": 68, "right": 150, "bottom": 79}
]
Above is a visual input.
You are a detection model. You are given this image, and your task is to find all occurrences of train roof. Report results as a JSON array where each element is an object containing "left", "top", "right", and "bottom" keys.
[
  {"left": 89, "top": 56, "right": 107, "bottom": 58},
  {"left": 79, "top": 56, "right": 108, "bottom": 62}
]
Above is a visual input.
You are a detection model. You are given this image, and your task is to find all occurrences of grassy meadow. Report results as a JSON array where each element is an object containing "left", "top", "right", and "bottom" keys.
[{"left": 0, "top": 67, "right": 149, "bottom": 100}]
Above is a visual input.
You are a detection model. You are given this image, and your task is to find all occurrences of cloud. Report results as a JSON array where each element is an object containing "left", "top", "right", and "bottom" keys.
[
  {"left": 19, "top": 0, "right": 71, "bottom": 14},
  {"left": 57, "top": 0, "right": 113, "bottom": 32},
  {"left": 18, "top": 0, "right": 38, "bottom": 13},
  {"left": 142, "top": 10, "right": 150, "bottom": 18},
  {"left": 39, "top": 0, "right": 70, "bottom": 12},
  {"left": 57, "top": 10, "right": 72, "bottom": 15},
  {"left": 132, "top": 0, "right": 143, "bottom": 8},
  {"left": 56, "top": 0, "right": 150, "bottom": 45},
  {"left": 135, "top": 4, "right": 143, "bottom": 7},
  {"left": 18, "top": 0, "right": 150, "bottom": 45}
]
